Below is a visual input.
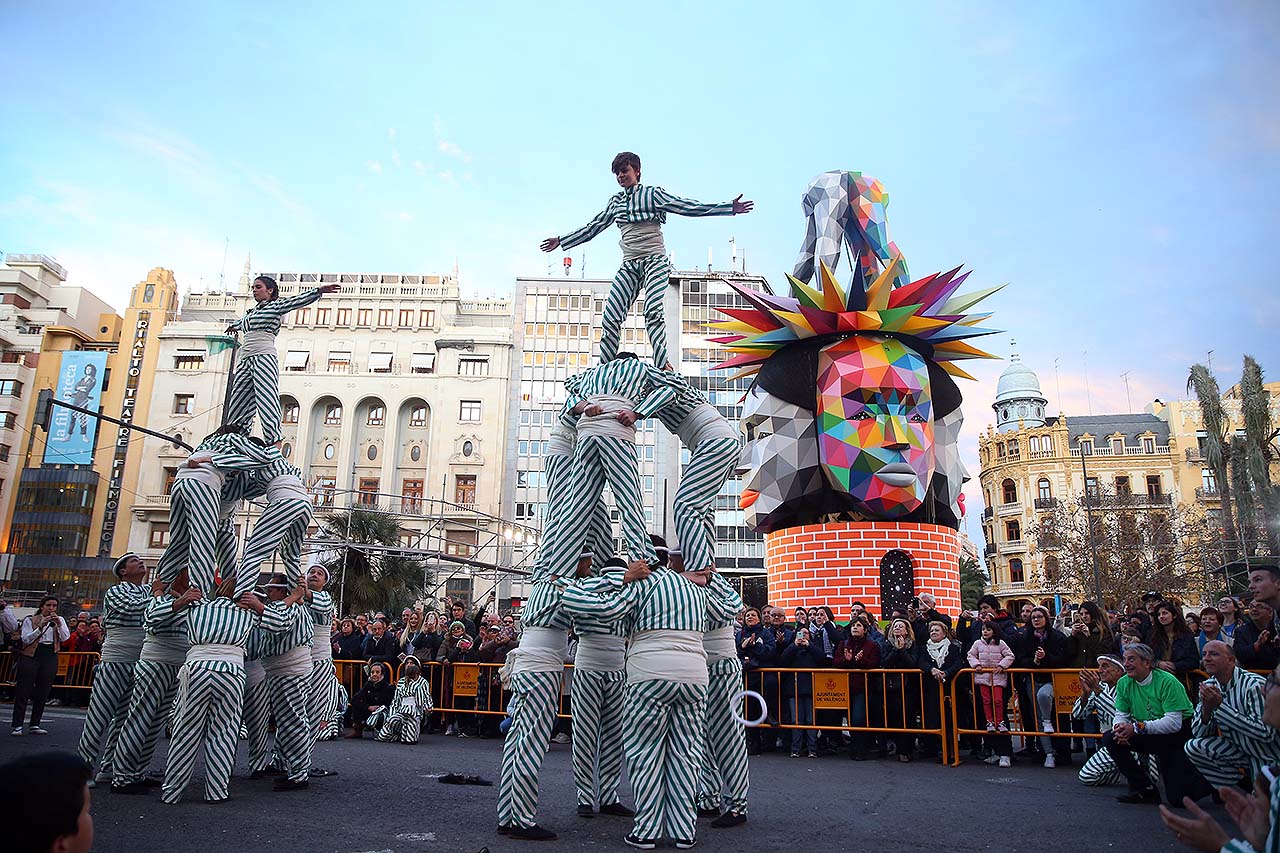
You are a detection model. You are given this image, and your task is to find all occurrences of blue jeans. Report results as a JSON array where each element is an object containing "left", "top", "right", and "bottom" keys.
[{"left": 789, "top": 697, "right": 816, "bottom": 754}]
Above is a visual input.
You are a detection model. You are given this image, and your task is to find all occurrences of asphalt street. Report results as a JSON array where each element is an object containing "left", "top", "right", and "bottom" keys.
[{"left": 3, "top": 707, "right": 1194, "bottom": 853}]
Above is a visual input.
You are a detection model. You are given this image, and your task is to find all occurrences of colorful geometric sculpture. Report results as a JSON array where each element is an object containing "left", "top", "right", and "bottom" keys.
[
  {"left": 793, "top": 171, "right": 911, "bottom": 293},
  {"left": 714, "top": 259, "right": 1003, "bottom": 534}
]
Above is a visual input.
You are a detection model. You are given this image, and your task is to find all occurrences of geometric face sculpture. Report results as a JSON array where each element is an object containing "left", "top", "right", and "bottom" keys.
[{"left": 816, "top": 335, "right": 934, "bottom": 518}]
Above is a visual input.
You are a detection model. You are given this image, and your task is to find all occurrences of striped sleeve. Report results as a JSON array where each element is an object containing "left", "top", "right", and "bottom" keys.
[
  {"left": 307, "top": 590, "right": 335, "bottom": 626},
  {"left": 559, "top": 198, "right": 619, "bottom": 249},
  {"left": 1215, "top": 671, "right": 1275, "bottom": 743},
  {"left": 103, "top": 582, "right": 151, "bottom": 627},
  {"left": 206, "top": 435, "right": 283, "bottom": 472},
  {"left": 144, "top": 595, "right": 183, "bottom": 633},
  {"left": 262, "top": 288, "right": 324, "bottom": 317},
  {"left": 633, "top": 365, "right": 677, "bottom": 418},
  {"left": 560, "top": 570, "right": 637, "bottom": 624},
  {"left": 705, "top": 572, "right": 743, "bottom": 627},
  {"left": 653, "top": 186, "right": 735, "bottom": 218}
]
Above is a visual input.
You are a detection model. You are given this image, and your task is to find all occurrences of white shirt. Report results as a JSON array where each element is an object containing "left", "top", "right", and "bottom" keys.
[{"left": 21, "top": 615, "right": 70, "bottom": 646}]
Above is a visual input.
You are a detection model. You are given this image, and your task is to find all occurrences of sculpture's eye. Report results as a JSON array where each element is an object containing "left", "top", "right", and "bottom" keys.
[
  {"left": 851, "top": 411, "right": 873, "bottom": 421},
  {"left": 909, "top": 414, "right": 927, "bottom": 424}
]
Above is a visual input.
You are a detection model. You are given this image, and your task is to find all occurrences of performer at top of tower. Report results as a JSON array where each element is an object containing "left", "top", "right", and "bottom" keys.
[
  {"left": 225, "top": 275, "right": 339, "bottom": 445},
  {"left": 540, "top": 151, "right": 753, "bottom": 368}
]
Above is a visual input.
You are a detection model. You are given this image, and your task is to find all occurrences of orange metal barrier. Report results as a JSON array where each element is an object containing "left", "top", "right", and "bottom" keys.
[{"left": 0, "top": 650, "right": 101, "bottom": 690}]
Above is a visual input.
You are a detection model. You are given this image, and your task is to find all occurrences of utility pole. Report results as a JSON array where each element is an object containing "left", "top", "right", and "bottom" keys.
[{"left": 1121, "top": 371, "right": 1133, "bottom": 412}]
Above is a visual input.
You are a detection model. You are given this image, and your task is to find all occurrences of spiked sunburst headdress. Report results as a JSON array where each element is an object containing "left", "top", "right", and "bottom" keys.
[{"left": 709, "top": 258, "right": 1005, "bottom": 382}]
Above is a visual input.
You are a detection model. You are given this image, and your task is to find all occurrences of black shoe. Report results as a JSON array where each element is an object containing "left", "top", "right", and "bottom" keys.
[
  {"left": 111, "top": 782, "right": 151, "bottom": 795},
  {"left": 308, "top": 768, "right": 337, "bottom": 778},
  {"left": 624, "top": 835, "right": 658, "bottom": 850},
  {"left": 509, "top": 824, "right": 557, "bottom": 841},
  {"left": 578, "top": 804, "right": 595, "bottom": 817},
  {"left": 272, "top": 778, "right": 309, "bottom": 792},
  {"left": 696, "top": 806, "right": 722, "bottom": 819},
  {"left": 674, "top": 839, "right": 698, "bottom": 850},
  {"left": 598, "top": 802, "right": 635, "bottom": 817},
  {"left": 1116, "top": 789, "right": 1161, "bottom": 805},
  {"left": 250, "top": 766, "right": 285, "bottom": 779},
  {"left": 711, "top": 811, "right": 747, "bottom": 828}
]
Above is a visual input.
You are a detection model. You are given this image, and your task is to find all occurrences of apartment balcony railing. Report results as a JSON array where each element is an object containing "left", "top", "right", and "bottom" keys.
[
  {"left": 1034, "top": 497, "right": 1060, "bottom": 510},
  {"left": 982, "top": 507, "right": 993, "bottom": 521},
  {"left": 983, "top": 542, "right": 998, "bottom": 557},
  {"left": 1195, "top": 486, "right": 1220, "bottom": 501},
  {"left": 999, "top": 539, "right": 1026, "bottom": 554},
  {"left": 997, "top": 501, "right": 1021, "bottom": 516},
  {"left": 1070, "top": 445, "right": 1170, "bottom": 458}
]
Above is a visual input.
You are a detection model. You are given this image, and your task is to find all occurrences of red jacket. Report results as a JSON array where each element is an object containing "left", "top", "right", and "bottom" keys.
[{"left": 834, "top": 636, "right": 881, "bottom": 695}]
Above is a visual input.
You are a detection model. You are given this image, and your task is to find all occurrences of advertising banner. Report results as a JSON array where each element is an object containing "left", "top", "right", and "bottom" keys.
[{"left": 45, "top": 350, "right": 109, "bottom": 465}]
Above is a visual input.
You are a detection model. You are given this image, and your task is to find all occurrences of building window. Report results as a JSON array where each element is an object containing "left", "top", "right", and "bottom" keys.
[
  {"left": 1043, "top": 555, "right": 1060, "bottom": 582},
  {"left": 402, "top": 479, "right": 424, "bottom": 513},
  {"left": 294, "top": 308, "right": 309, "bottom": 326},
  {"left": 367, "top": 405, "right": 385, "bottom": 426},
  {"left": 377, "top": 309, "right": 393, "bottom": 327},
  {"left": 419, "top": 309, "right": 436, "bottom": 328},
  {"left": 314, "top": 477, "right": 336, "bottom": 507},
  {"left": 1079, "top": 438, "right": 1093, "bottom": 455},
  {"left": 173, "top": 394, "right": 194, "bottom": 415},
  {"left": 281, "top": 401, "right": 299, "bottom": 424},
  {"left": 454, "top": 474, "right": 477, "bottom": 506},
  {"left": 357, "top": 478, "right": 379, "bottom": 506},
  {"left": 1112, "top": 438, "right": 1125, "bottom": 454},
  {"left": 462, "top": 440, "right": 474, "bottom": 457},
  {"left": 1007, "top": 439, "right": 1020, "bottom": 458},
  {"left": 0, "top": 380, "right": 23, "bottom": 397},
  {"left": 1009, "top": 558, "right": 1025, "bottom": 584},
  {"left": 1037, "top": 479, "right": 1051, "bottom": 501},
  {"left": 1029, "top": 436, "right": 1040, "bottom": 454},
  {"left": 327, "top": 352, "right": 350, "bottom": 372},
  {"left": 1201, "top": 468, "right": 1217, "bottom": 494},
  {"left": 1085, "top": 476, "right": 1100, "bottom": 501},
  {"left": 1001, "top": 479, "right": 1017, "bottom": 504},
  {"left": 399, "top": 309, "right": 413, "bottom": 327},
  {"left": 997, "top": 443, "right": 1006, "bottom": 459},
  {"left": 1114, "top": 475, "right": 1130, "bottom": 496},
  {"left": 0, "top": 412, "right": 15, "bottom": 430},
  {"left": 316, "top": 307, "right": 331, "bottom": 325},
  {"left": 173, "top": 353, "right": 204, "bottom": 370},
  {"left": 367, "top": 445, "right": 377, "bottom": 461},
  {"left": 458, "top": 356, "right": 489, "bottom": 377},
  {"left": 149, "top": 523, "right": 170, "bottom": 548},
  {"left": 163, "top": 466, "right": 178, "bottom": 494},
  {"left": 357, "top": 308, "right": 372, "bottom": 326},
  {"left": 459, "top": 400, "right": 482, "bottom": 422},
  {"left": 336, "top": 308, "right": 351, "bottom": 326},
  {"left": 324, "top": 404, "right": 342, "bottom": 425},
  {"left": 410, "top": 445, "right": 421, "bottom": 461},
  {"left": 409, "top": 406, "right": 427, "bottom": 428},
  {"left": 1005, "top": 520, "right": 1021, "bottom": 542},
  {"left": 1143, "top": 437, "right": 1156, "bottom": 453},
  {"left": 281, "top": 442, "right": 291, "bottom": 458},
  {"left": 1146, "top": 475, "right": 1163, "bottom": 497},
  {"left": 0, "top": 443, "right": 10, "bottom": 462},
  {"left": 323, "top": 444, "right": 335, "bottom": 459}
]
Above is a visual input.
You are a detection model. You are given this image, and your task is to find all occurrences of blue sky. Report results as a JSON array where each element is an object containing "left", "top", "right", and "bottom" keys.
[{"left": 3, "top": 1, "right": 1278, "bottom": 547}]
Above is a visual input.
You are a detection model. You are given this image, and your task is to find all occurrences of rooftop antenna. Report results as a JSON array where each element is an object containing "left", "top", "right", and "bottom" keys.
[
  {"left": 217, "top": 236, "right": 229, "bottom": 292},
  {"left": 1207, "top": 349, "right": 1214, "bottom": 373},
  {"left": 1053, "top": 357, "right": 1063, "bottom": 415},
  {"left": 1083, "top": 350, "right": 1093, "bottom": 415},
  {"left": 730, "top": 237, "right": 737, "bottom": 271},
  {"left": 1120, "top": 370, "right": 1133, "bottom": 412},
  {"left": 707, "top": 246, "right": 713, "bottom": 272}
]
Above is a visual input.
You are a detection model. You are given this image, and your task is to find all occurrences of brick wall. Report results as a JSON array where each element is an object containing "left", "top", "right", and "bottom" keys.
[{"left": 765, "top": 521, "right": 961, "bottom": 621}]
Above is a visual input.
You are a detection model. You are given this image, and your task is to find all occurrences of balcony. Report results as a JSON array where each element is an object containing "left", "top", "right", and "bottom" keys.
[
  {"left": 1195, "top": 486, "right": 1220, "bottom": 501},
  {"left": 997, "top": 501, "right": 1021, "bottom": 516},
  {"left": 1083, "top": 493, "right": 1173, "bottom": 508},
  {"left": 1030, "top": 450, "right": 1055, "bottom": 459},
  {"left": 999, "top": 539, "right": 1026, "bottom": 554},
  {"left": 1071, "top": 445, "right": 1170, "bottom": 458},
  {"left": 1186, "top": 448, "right": 1204, "bottom": 463},
  {"left": 1036, "top": 535, "right": 1062, "bottom": 551},
  {"left": 983, "top": 542, "right": 998, "bottom": 557},
  {"left": 982, "top": 507, "right": 993, "bottom": 521},
  {"left": 1034, "top": 497, "right": 1059, "bottom": 510}
]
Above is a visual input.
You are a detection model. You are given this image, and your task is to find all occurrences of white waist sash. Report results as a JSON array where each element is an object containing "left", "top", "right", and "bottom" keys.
[
  {"left": 677, "top": 403, "right": 738, "bottom": 451},
  {"left": 619, "top": 221, "right": 666, "bottom": 260},
  {"left": 239, "top": 330, "right": 276, "bottom": 358},
  {"left": 262, "top": 644, "right": 312, "bottom": 678},
  {"left": 244, "top": 658, "right": 266, "bottom": 690},
  {"left": 702, "top": 625, "right": 737, "bottom": 664},
  {"left": 266, "top": 474, "right": 309, "bottom": 504},
  {"left": 501, "top": 626, "right": 567, "bottom": 684},
  {"left": 140, "top": 634, "right": 190, "bottom": 666},
  {"left": 99, "top": 629, "right": 145, "bottom": 663},
  {"left": 627, "top": 629, "right": 708, "bottom": 687},
  {"left": 547, "top": 427, "right": 576, "bottom": 458},
  {"left": 575, "top": 632, "right": 626, "bottom": 672},
  {"left": 577, "top": 395, "right": 637, "bottom": 441},
  {"left": 310, "top": 622, "right": 333, "bottom": 661},
  {"left": 186, "top": 643, "right": 246, "bottom": 666},
  {"left": 176, "top": 464, "right": 225, "bottom": 490}
]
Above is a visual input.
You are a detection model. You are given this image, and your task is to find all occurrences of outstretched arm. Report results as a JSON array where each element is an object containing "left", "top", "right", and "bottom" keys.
[
  {"left": 654, "top": 187, "right": 751, "bottom": 217},
  {"left": 260, "top": 285, "right": 339, "bottom": 318},
  {"left": 552, "top": 197, "right": 619, "bottom": 251}
]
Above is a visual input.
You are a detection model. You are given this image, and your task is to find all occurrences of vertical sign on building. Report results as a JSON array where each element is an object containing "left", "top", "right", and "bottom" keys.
[
  {"left": 99, "top": 311, "right": 149, "bottom": 556},
  {"left": 45, "top": 351, "right": 109, "bottom": 465}
]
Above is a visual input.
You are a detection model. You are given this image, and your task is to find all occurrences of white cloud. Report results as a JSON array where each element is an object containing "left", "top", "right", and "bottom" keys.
[
  {"left": 437, "top": 170, "right": 456, "bottom": 184},
  {"left": 437, "top": 139, "right": 472, "bottom": 162},
  {"left": 367, "top": 160, "right": 383, "bottom": 174},
  {"left": 392, "top": 150, "right": 403, "bottom": 168},
  {"left": 398, "top": 211, "right": 412, "bottom": 221},
  {"left": 388, "top": 127, "right": 397, "bottom": 140},
  {"left": 412, "top": 160, "right": 427, "bottom": 176}
]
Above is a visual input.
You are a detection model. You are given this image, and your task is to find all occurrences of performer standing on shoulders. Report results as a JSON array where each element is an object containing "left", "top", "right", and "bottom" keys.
[
  {"left": 225, "top": 275, "right": 338, "bottom": 445},
  {"left": 541, "top": 152, "right": 752, "bottom": 368}
]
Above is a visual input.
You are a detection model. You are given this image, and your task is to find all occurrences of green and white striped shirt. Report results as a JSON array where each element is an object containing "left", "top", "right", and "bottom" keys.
[
  {"left": 523, "top": 571, "right": 633, "bottom": 631},
  {"left": 651, "top": 373, "right": 711, "bottom": 433},
  {"left": 1072, "top": 681, "right": 1118, "bottom": 725},
  {"left": 563, "top": 358, "right": 676, "bottom": 420},
  {"left": 259, "top": 600, "right": 312, "bottom": 657},
  {"left": 144, "top": 595, "right": 190, "bottom": 638},
  {"left": 306, "top": 590, "right": 335, "bottom": 628},
  {"left": 564, "top": 569, "right": 632, "bottom": 636},
  {"left": 185, "top": 598, "right": 259, "bottom": 672},
  {"left": 704, "top": 572, "right": 744, "bottom": 632},
  {"left": 390, "top": 675, "right": 434, "bottom": 714},
  {"left": 559, "top": 184, "right": 735, "bottom": 250},
  {"left": 1192, "top": 668, "right": 1280, "bottom": 760},
  {"left": 195, "top": 432, "right": 282, "bottom": 472},
  {"left": 226, "top": 289, "right": 324, "bottom": 336},
  {"left": 102, "top": 582, "right": 150, "bottom": 630}
]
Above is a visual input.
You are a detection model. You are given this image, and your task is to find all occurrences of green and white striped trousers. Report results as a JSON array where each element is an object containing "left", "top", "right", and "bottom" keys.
[
  {"left": 225, "top": 352, "right": 284, "bottom": 444},
  {"left": 697, "top": 658, "right": 749, "bottom": 814},
  {"left": 673, "top": 437, "right": 740, "bottom": 573},
  {"left": 162, "top": 665, "right": 245, "bottom": 803},
  {"left": 625, "top": 679, "right": 707, "bottom": 842},
  {"left": 237, "top": 498, "right": 310, "bottom": 596},
  {"left": 1079, "top": 749, "right": 1160, "bottom": 787},
  {"left": 545, "top": 454, "right": 613, "bottom": 560},
  {"left": 110, "top": 660, "right": 181, "bottom": 786},
  {"left": 242, "top": 660, "right": 271, "bottom": 771},
  {"left": 571, "top": 667, "right": 626, "bottom": 808},
  {"left": 263, "top": 671, "right": 311, "bottom": 782},
  {"left": 309, "top": 658, "right": 342, "bottom": 743},
  {"left": 77, "top": 660, "right": 136, "bottom": 775},
  {"left": 600, "top": 253, "right": 674, "bottom": 368},
  {"left": 159, "top": 478, "right": 222, "bottom": 593},
  {"left": 498, "top": 670, "right": 562, "bottom": 829},
  {"left": 1187, "top": 736, "right": 1258, "bottom": 789}
]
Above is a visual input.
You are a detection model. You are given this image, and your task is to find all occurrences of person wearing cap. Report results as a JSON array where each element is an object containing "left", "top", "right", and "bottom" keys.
[
  {"left": 688, "top": 549, "right": 751, "bottom": 829},
  {"left": 648, "top": 371, "right": 740, "bottom": 577},
  {"left": 76, "top": 551, "right": 150, "bottom": 783},
  {"left": 155, "top": 425, "right": 282, "bottom": 595},
  {"left": 1075, "top": 654, "right": 1159, "bottom": 787},
  {"left": 374, "top": 655, "right": 434, "bottom": 743},
  {"left": 253, "top": 573, "right": 315, "bottom": 792},
  {"left": 559, "top": 554, "right": 636, "bottom": 820},
  {"left": 235, "top": 460, "right": 313, "bottom": 596},
  {"left": 303, "top": 565, "right": 343, "bottom": 749},
  {"left": 1185, "top": 640, "right": 1280, "bottom": 791},
  {"left": 110, "top": 570, "right": 200, "bottom": 793}
]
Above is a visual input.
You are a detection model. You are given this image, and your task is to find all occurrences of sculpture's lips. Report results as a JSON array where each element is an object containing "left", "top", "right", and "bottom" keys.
[
  {"left": 740, "top": 488, "right": 760, "bottom": 508},
  {"left": 874, "top": 463, "right": 918, "bottom": 488}
]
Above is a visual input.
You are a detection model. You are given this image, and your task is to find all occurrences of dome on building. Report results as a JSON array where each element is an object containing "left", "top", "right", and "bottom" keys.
[{"left": 993, "top": 340, "right": 1048, "bottom": 431}]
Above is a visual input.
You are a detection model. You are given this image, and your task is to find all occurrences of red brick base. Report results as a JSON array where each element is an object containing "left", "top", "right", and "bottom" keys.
[{"left": 764, "top": 521, "right": 961, "bottom": 621}]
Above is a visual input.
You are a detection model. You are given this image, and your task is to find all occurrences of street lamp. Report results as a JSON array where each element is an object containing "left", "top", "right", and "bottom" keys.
[{"left": 1075, "top": 436, "right": 1105, "bottom": 605}]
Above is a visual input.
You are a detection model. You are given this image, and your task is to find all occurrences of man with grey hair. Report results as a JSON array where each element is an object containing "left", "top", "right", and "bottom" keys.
[
  {"left": 1185, "top": 640, "right": 1280, "bottom": 790},
  {"left": 1104, "top": 643, "right": 1208, "bottom": 806}
]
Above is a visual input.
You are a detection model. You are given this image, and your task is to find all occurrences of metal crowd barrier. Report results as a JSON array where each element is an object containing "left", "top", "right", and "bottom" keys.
[{"left": 0, "top": 650, "right": 102, "bottom": 690}]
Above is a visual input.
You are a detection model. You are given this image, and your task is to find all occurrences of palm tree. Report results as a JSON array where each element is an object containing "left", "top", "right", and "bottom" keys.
[
  {"left": 1239, "top": 355, "right": 1279, "bottom": 554},
  {"left": 320, "top": 508, "right": 430, "bottom": 616},
  {"left": 958, "top": 555, "right": 988, "bottom": 610},
  {"left": 1187, "top": 364, "right": 1239, "bottom": 562}
]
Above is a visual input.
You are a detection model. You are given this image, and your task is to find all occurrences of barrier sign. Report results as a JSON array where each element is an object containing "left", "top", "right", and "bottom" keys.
[
  {"left": 814, "top": 670, "right": 850, "bottom": 709},
  {"left": 452, "top": 663, "right": 479, "bottom": 697},
  {"left": 1053, "top": 671, "right": 1084, "bottom": 714}
]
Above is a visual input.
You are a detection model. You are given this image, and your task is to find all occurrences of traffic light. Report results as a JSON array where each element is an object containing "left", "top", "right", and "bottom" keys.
[{"left": 33, "top": 388, "right": 53, "bottom": 432}]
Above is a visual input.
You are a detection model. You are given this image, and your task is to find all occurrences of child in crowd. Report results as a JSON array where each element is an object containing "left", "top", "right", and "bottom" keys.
[{"left": 967, "top": 622, "right": 1015, "bottom": 732}]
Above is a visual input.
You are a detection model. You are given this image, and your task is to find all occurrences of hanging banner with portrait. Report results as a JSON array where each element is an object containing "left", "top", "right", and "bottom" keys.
[{"left": 45, "top": 350, "right": 109, "bottom": 465}]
